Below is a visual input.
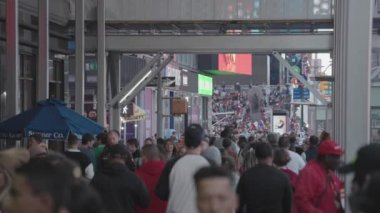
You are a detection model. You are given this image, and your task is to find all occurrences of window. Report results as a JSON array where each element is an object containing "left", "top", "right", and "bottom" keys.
[
  {"left": 19, "top": 54, "right": 36, "bottom": 111},
  {"left": 49, "top": 59, "right": 64, "bottom": 99}
]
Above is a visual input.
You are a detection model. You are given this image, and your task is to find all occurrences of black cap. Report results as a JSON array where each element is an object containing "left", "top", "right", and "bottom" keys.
[
  {"left": 185, "top": 124, "right": 206, "bottom": 148},
  {"left": 339, "top": 143, "right": 380, "bottom": 174},
  {"left": 108, "top": 144, "right": 129, "bottom": 158}
]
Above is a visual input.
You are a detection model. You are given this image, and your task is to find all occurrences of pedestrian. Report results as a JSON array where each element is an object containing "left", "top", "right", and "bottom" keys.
[
  {"left": 0, "top": 148, "right": 29, "bottom": 207},
  {"left": 155, "top": 124, "right": 210, "bottom": 213},
  {"left": 267, "top": 132, "right": 279, "bottom": 148},
  {"left": 164, "top": 138, "right": 177, "bottom": 160},
  {"left": 222, "top": 138, "right": 240, "bottom": 171},
  {"left": 27, "top": 134, "right": 47, "bottom": 159},
  {"left": 144, "top": 137, "right": 155, "bottom": 146},
  {"left": 339, "top": 143, "right": 380, "bottom": 213},
  {"left": 222, "top": 156, "right": 240, "bottom": 189},
  {"left": 79, "top": 133, "right": 96, "bottom": 167},
  {"left": 279, "top": 135, "right": 305, "bottom": 174},
  {"left": 94, "top": 132, "right": 107, "bottom": 162},
  {"left": 127, "top": 138, "right": 142, "bottom": 168},
  {"left": 64, "top": 134, "right": 94, "bottom": 180},
  {"left": 237, "top": 142, "right": 292, "bottom": 213},
  {"left": 4, "top": 153, "right": 104, "bottom": 213},
  {"left": 202, "top": 145, "right": 222, "bottom": 166},
  {"left": 91, "top": 144, "right": 150, "bottom": 213},
  {"left": 273, "top": 148, "right": 298, "bottom": 190},
  {"left": 305, "top": 135, "right": 319, "bottom": 162},
  {"left": 136, "top": 145, "right": 167, "bottom": 213},
  {"left": 98, "top": 130, "right": 136, "bottom": 171},
  {"left": 320, "top": 130, "right": 331, "bottom": 142},
  {"left": 273, "top": 148, "right": 298, "bottom": 213},
  {"left": 239, "top": 139, "right": 257, "bottom": 174},
  {"left": 194, "top": 167, "right": 238, "bottom": 213},
  {"left": 295, "top": 140, "right": 344, "bottom": 213}
]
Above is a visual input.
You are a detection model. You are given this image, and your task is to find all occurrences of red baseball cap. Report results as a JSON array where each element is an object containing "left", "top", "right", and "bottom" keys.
[{"left": 318, "top": 140, "right": 344, "bottom": 156}]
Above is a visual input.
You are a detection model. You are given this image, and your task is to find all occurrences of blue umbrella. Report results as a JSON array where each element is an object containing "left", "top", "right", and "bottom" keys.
[{"left": 0, "top": 99, "right": 105, "bottom": 140}]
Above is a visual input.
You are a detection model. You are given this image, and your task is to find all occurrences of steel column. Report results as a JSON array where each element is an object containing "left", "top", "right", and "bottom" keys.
[
  {"left": 97, "top": 0, "right": 106, "bottom": 127},
  {"left": 334, "top": 0, "right": 372, "bottom": 159},
  {"left": 75, "top": 0, "right": 85, "bottom": 115},
  {"left": 108, "top": 52, "right": 121, "bottom": 132},
  {"left": 202, "top": 97, "right": 209, "bottom": 129},
  {"left": 156, "top": 70, "right": 163, "bottom": 138},
  {"left": 5, "top": 0, "right": 20, "bottom": 118},
  {"left": 334, "top": 1, "right": 372, "bottom": 210},
  {"left": 37, "top": 0, "right": 49, "bottom": 101}
]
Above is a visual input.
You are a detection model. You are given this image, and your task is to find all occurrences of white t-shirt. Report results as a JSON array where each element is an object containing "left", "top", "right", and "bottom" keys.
[
  {"left": 167, "top": 155, "right": 210, "bottom": 213},
  {"left": 286, "top": 150, "right": 305, "bottom": 174}
]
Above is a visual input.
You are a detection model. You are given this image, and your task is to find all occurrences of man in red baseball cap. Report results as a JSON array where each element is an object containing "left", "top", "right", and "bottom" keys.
[{"left": 294, "top": 140, "right": 344, "bottom": 213}]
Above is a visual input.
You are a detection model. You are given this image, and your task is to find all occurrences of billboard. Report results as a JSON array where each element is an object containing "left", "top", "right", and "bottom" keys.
[
  {"left": 272, "top": 115, "right": 287, "bottom": 135},
  {"left": 218, "top": 54, "right": 252, "bottom": 75},
  {"left": 198, "top": 74, "right": 213, "bottom": 96}
]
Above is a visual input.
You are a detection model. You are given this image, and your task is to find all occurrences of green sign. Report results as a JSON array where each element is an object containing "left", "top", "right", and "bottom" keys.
[
  {"left": 292, "top": 65, "right": 301, "bottom": 74},
  {"left": 198, "top": 74, "right": 213, "bottom": 96}
]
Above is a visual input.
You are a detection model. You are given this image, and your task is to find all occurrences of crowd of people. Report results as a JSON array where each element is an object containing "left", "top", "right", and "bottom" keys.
[
  {"left": 0, "top": 125, "right": 380, "bottom": 213},
  {"left": 212, "top": 85, "right": 296, "bottom": 136}
]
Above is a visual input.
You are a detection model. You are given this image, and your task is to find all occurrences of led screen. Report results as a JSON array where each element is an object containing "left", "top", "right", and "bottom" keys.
[
  {"left": 218, "top": 54, "right": 252, "bottom": 75},
  {"left": 198, "top": 74, "right": 213, "bottom": 96}
]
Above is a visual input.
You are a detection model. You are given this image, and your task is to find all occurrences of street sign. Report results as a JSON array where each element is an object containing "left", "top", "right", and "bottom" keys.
[{"left": 293, "top": 88, "right": 310, "bottom": 100}]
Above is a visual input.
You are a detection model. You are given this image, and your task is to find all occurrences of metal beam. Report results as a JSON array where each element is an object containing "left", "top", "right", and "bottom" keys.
[
  {"left": 37, "top": 0, "right": 49, "bottom": 101},
  {"left": 272, "top": 51, "right": 328, "bottom": 105},
  {"left": 75, "top": 0, "right": 85, "bottom": 115},
  {"left": 6, "top": 0, "right": 20, "bottom": 118},
  {"left": 97, "top": 0, "right": 106, "bottom": 127},
  {"left": 119, "top": 54, "right": 173, "bottom": 108},
  {"left": 85, "top": 34, "right": 333, "bottom": 53},
  {"left": 108, "top": 53, "right": 163, "bottom": 107}
]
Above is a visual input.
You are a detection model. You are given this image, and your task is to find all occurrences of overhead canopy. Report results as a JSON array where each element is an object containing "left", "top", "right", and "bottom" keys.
[{"left": 0, "top": 99, "right": 105, "bottom": 140}]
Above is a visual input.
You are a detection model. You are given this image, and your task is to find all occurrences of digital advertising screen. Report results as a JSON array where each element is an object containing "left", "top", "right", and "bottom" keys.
[
  {"left": 218, "top": 54, "right": 252, "bottom": 75},
  {"left": 272, "top": 115, "right": 287, "bottom": 135},
  {"left": 198, "top": 74, "right": 213, "bottom": 96}
]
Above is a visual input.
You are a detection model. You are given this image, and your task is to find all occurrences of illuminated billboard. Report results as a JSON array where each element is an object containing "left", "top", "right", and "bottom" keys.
[
  {"left": 198, "top": 74, "right": 213, "bottom": 96},
  {"left": 272, "top": 115, "right": 287, "bottom": 135},
  {"left": 218, "top": 54, "right": 252, "bottom": 75}
]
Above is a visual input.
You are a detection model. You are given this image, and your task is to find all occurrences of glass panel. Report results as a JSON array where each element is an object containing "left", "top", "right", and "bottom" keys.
[
  {"left": 20, "top": 54, "right": 36, "bottom": 111},
  {"left": 371, "top": 108, "right": 380, "bottom": 143}
]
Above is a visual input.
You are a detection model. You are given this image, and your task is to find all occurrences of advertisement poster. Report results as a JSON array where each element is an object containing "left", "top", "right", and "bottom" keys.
[
  {"left": 272, "top": 115, "right": 287, "bottom": 135},
  {"left": 218, "top": 54, "right": 252, "bottom": 75}
]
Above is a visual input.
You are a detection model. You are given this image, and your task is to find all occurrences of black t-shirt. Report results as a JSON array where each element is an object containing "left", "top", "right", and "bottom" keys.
[{"left": 237, "top": 164, "right": 292, "bottom": 213}]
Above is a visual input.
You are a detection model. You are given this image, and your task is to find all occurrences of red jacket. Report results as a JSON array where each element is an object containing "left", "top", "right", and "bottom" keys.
[
  {"left": 294, "top": 160, "right": 343, "bottom": 213},
  {"left": 281, "top": 168, "right": 298, "bottom": 213},
  {"left": 136, "top": 160, "right": 167, "bottom": 213}
]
